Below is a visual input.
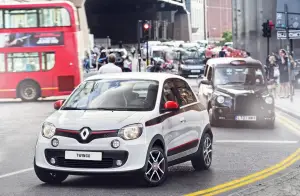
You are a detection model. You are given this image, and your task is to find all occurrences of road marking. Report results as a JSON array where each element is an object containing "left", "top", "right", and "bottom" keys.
[
  {"left": 0, "top": 168, "right": 33, "bottom": 179},
  {"left": 184, "top": 149, "right": 300, "bottom": 196},
  {"left": 215, "top": 140, "right": 298, "bottom": 144}
]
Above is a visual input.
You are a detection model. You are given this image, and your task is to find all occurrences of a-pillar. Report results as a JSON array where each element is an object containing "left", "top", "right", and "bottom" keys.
[{"left": 173, "top": 8, "right": 191, "bottom": 41}]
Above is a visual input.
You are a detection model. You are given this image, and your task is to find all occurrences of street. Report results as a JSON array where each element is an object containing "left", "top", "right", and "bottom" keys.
[{"left": 1, "top": 78, "right": 300, "bottom": 196}]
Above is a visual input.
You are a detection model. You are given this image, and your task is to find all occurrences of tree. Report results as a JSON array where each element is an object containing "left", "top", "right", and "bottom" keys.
[{"left": 222, "top": 31, "right": 232, "bottom": 42}]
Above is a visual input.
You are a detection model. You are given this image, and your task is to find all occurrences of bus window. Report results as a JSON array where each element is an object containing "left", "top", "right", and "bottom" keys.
[
  {"left": 0, "top": 54, "right": 4, "bottom": 72},
  {"left": 7, "top": 52, "right": 40, "bottom": 72},
  {"left": 42, "top": 52, "right": 55, "bottom": 71},
  {"left": 0, "top": 10, "right": 3, "bottom": 28},
  {"left": 4, "top": 9, "right": 38, "bottom": 28},
  {"left": 39, "top": 8, "right": 71, "bottom": 27}
]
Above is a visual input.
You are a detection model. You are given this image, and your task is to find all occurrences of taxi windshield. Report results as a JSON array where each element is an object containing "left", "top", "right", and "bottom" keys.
[
  {"left": 214, "top": 66, "right": 265, "bottom": 86},
  {"left": 62, "top": 79, "right": 159, "bottom": 111}
]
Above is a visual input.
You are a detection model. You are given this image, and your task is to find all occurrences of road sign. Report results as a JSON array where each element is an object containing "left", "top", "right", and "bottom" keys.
[{"left": 277, "top": 30, "right": 300, "bottom": 39}]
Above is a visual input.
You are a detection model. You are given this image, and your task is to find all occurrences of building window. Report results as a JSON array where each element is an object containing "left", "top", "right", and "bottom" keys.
[
  {"left": 8, "top": 52, "right": 40, "bottom": 72},
  {"left": 0, "top": 53, "right": 4, "bottom": 72},
  {"left": 39, "top": 8, "right": 71, "bottom": 27},
  {"left": 42, "top": 52, "right": 55, "bottom": 71},
  {"left": 4, "top": 9, "right": 38, "bottom": 28}
]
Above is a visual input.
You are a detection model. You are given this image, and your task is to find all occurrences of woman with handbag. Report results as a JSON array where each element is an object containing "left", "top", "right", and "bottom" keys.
[{"left": 278, "top": 49, "right": 290, "bottom": 98}]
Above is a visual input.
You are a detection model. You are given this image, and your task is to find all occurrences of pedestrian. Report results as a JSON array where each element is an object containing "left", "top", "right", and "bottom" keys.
[
  {"left": 83, "top": 50, "right": 90, "bottom": 73},
  {"left": 98, "top": 54, "right": 122, "bottom": 74},
  {"left": 219, "top": 47, "right": 226, "bottom": 57},
  {"left": 278, "top": 49, "right": 289, "bottom": 98},
  {"left": 122, "top": 56, "right": 132, "bottom": 72}
]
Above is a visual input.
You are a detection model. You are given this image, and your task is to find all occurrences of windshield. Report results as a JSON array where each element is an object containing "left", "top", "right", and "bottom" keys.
[
  {"left": 214, "top": 66, "right": 265, "bottom": 86},
  {"left": 182, "top": 51, "right": 205, "bottom": 60},
  {"left": 62, "top": 79, "right": 159, "bottom": 111},
  {"left": 153, "top": 51, "right": 164, "bottom": 58}
]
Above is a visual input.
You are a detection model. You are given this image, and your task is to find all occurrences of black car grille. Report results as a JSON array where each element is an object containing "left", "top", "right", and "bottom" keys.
[
  {"left": 45, "top": 149, "right": 128, "bottom": 169},
  {"left": 234, "top": 94, "right": 262, "bottom": 114}
]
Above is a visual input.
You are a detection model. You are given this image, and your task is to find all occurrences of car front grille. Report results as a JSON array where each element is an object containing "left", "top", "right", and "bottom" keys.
[
  {"left": 45, "top": 149, "right": 128, "bottom": 169},
  {"left": 234, "top": 94, "right": 262, "bottom": 114}
]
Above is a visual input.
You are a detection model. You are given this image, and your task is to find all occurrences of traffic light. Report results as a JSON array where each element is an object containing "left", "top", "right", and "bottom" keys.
[
  {"left": 142, "top": 20, "right": 150, "bottom": 40},
  {"left": 262, "top": 20, "right": 273, "bottom": 38}
]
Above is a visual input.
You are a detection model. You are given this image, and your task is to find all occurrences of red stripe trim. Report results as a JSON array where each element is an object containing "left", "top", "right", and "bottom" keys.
[
  {"left": 56, "top": 129, "right": 78, "bottom": 134},
  {"left": 91, "top": 130, "right": 117, "bottom": 135},
  {"left": 168, "top": 139, "right": 199, "bottom": 152}
]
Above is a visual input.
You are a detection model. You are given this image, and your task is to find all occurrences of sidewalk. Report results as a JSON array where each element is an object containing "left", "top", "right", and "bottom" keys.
[{"left": 275, "top": 89, "right": 300, "bottom": 119}]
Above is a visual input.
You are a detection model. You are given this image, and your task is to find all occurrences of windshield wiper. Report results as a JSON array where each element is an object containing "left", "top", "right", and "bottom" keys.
[
  {"left": 61, "top": 107, "right": 84, "bottom": 110},
  {"left": 223, "top": 82, "right": 244, "bottom": 85},
  {"left": 93, "top": 108, "right": 128, "bottom": 111}
]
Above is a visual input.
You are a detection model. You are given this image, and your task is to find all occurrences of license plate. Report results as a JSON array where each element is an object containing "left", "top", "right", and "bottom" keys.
[
  {"left": 235, "top": 116, "right": 256, "bottom": 121},
  {"left": 191, "top": 70, "right": 201, "bottom": 73},
  {"left": 65, "top": 151, "right": 102, "bottom": 161}
]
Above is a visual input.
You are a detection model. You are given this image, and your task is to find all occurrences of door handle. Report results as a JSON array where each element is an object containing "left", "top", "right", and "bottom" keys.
[{"left": 180, "top": 117, "right": 186, "bottom": 123}]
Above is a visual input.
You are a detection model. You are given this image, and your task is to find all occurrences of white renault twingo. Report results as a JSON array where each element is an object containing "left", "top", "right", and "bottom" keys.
[{"left": 34, "top": 73, "right": 213, "bottom": 186}]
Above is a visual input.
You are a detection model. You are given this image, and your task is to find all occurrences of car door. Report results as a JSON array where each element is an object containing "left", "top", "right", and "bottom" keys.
[
  {"left": 199, "top": 65, "right": 213, "bottom": 107},
  {"left": 160, "top": 79, "right": 186, "bottom": 161},
  {"left": 173, "top": 78, "right": 204, "bottom": 156}
]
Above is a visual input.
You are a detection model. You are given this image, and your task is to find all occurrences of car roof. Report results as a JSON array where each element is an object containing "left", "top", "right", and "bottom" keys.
[
  {"left": 207, "top": 57, "right": 262, "bottom": 66},
  {"left": 85, "top": 73, "right": 187, "bottom": 83}
]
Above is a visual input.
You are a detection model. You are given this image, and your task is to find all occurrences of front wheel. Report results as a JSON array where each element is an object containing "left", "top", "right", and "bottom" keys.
[
  {"left": 34, "top": 163, "right": 68, "bottom": 184},
  {"left": 142, "top": 146, "right": 168, "bottom": 187},
  {"left": 191, "top": 133, "right": 213, "bottom": 171}
]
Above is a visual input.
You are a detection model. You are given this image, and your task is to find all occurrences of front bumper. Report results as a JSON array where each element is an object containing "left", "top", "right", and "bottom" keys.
[
  {"left": 181, "top": 68, "right": 204, "bottom": 75},
  {"left": 212, "top": 106, "right": 275, "bottom": 122},
  {"left": 35, "top": 135, "right": 148, "bottom": 173}
]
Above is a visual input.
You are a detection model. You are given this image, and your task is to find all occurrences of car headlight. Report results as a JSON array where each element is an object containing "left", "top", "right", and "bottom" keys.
[
  {"left": 265, "top": 96, "right": 273, "bottom": 104},
  {"left": 216, "top": 96, "right": 225, "bottom": 104},
  {"left": 42, "top": 122, "right": 56, "bottom": 139},
  {"left": 180, "top": 64, "right": 188, "bottom": 69},
  {"left": 118, "top": 124, "right": 143, "bottom": 140}
]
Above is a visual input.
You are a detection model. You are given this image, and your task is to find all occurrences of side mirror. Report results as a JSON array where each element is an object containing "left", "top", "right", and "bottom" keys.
[
  {"left": 200, "top": 80, "right": 211, "bottom": 85},
  {"left": 163, "top": 101, "right": 180, "bottom": 112},
  {"left": 54, "top": 100, "right": 64, "bottom": 110}
]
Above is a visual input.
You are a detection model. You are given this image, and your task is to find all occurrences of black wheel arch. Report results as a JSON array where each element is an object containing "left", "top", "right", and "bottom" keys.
[
  {"left": 16, "top": 79, "right": 41, "bottom": 98},
  {"left": 141, "top": 134, "right": 166, "bottom": 172},
  {"left": 202, "top": 123, "right": 213, "bottom": 142}
]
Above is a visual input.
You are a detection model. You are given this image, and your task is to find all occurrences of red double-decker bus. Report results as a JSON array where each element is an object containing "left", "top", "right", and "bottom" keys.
[{"left": 0, "top": 1, "right": 83, "bottom": 101}]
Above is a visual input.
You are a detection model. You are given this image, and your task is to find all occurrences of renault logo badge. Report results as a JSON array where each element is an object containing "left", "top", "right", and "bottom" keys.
[{"left": 80, "top": 128, "right": 90, "bottom": 140}]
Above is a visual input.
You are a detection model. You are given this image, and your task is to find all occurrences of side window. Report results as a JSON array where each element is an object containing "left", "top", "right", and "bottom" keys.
[
  {"left": 0, "top": 10, "right": 3, "bottom": 28},
  {"left": 174, "top": 79, "right": 197, "bottom": 106},
  {"left": 42, "top": 52, "right": 55, "bottom": 71},
  {"left": 7, "top": 52, "right": 40, "bottom": 72},
  {"left": 0, "top": 54, "right": 5, "bottom": 72},
  {"left": 207, "top": 67, "right": 212, "bottom": 81},
  {"left": 4, "top": 9, "right": 38, "bottom": 28},
  {"left": 204, "top": 64, "right": 209, "bottom": 76},
  {"left": 161, "top": 80, "right": 179, "bottom": 108},
  {"left": 39, "top": 8, "right": 71, "bottom": 27}
]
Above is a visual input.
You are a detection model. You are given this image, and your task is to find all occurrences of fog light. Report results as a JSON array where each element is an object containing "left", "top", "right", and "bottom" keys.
[
  {"left": 51, "top": 138, "right": 59, "bottom": 147},
  {"left": 116, "top": 160, "right": 123, "bottom": 166},
  {"left": 111, "top": 139, "right": 120, "bottom": 149},
  {"left": 50, "top": 157, "right": 56, "bottom": 165}
]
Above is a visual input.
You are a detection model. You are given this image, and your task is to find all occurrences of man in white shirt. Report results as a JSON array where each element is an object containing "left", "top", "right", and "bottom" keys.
[{"left": 98, "top": 54, "right": 122, "bottom": 74}]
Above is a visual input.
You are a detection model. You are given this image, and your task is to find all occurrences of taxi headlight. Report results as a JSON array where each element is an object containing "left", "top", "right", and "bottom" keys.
[
  {"left": 42, "top": 122, "right": 56, "bottom": 139},
  {"left": 118, "top": 124, "right": 143, "bottom": 140},
  {"left": 216, "top": 96, "right": 225, "bottom": 104},
  {"left": 265, "top": 96, "right": 273, "bottom": 104}
]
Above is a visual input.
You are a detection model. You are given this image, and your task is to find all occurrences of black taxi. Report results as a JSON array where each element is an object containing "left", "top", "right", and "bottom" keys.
[{"left": 198, "top": 58, "right": 275, "bottom": 128}]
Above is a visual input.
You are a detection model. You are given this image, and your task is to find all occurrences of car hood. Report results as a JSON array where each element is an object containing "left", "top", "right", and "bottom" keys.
[
  {"left": 183, "top": 59, "right": 204, "bottom": 65},
  {"left": 215, "top": 85, "right": 268, "bottom": 97},
  {"left": 46, "top": 110, "right": 147, "bottom": 130}
]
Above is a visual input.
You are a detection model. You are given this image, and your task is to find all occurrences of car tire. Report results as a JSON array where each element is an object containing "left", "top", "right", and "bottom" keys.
[
  {"left": 142, "top": 146, "right": 168, "bottom": 187},
  {"left": 191, "top": 133, "right": 213, "bottom": 171},
  {"left": 265, "top": 120, "right": 275, "bottom": 129},
  {"left": 209, "top": 108, "right": 218, "bottom": 127},
  {"left": 18, "top": 81, "right": 40, "bottom": 102},
  {"left": 34, "top": 162, "right": 68, "bottom": 184}
]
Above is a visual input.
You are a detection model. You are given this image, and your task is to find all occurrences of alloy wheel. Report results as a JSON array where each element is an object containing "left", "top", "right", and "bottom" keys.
[
  {"left": 145, "top": 150, "right": 166, "bottom": 183},
  {"left": 202, "top": 136, "right": 212, "bottom": 166}
]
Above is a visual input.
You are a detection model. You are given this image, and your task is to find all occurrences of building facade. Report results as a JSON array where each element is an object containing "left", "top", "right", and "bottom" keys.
[
  {"left": 185, "top": 0, "right": 205, "bottom": 41},
  {"left": 206, "top": 0, "right": 232, "bottom": 40}
]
